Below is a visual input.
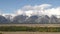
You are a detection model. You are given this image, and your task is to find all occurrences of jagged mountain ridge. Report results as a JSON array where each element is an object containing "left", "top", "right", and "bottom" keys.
[{"left": 0, "top": 14, "right": 60, "bottom": 24}]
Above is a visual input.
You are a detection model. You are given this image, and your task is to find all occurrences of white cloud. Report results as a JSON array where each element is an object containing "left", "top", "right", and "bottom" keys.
[
  {"left": 25, "top": 10, "right": 33, "bottom": 16},
  {"left": 22, "top": 4, "right": 51, "bottom": 10},
  {"left": 22, "top": 5, "right": 33, "bottom": 11},
  {"left": 34, "top": 4, "right": 51, "bottom": 10},
  {"left": 45, "top": 7, "right": 60, "bottom": 16},
  {"left": 16, "top": 4, "right": 60, "bottom": 17},
  {"left": 16, "top": 9, "right": 24, "bottom": 15},
  {"left": 16, "top": 4, "right": 51, "bottom": 16},
  {"left": 0, "top": 4, "right": 60, "bottom": 18}
]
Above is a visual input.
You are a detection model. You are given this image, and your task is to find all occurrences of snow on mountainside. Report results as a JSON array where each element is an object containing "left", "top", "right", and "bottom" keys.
[{"left": 0, "top": 14, "right": 60, "bottom": 24}]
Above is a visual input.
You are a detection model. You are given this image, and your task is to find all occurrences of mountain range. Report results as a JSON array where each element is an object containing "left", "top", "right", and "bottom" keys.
[{"left": 0, "top": 14, "right": 60, "bottom": 24}]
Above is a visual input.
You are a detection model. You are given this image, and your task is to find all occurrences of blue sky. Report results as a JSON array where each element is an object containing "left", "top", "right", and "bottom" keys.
[{"left": 0, "top": 0, "right": 60, "bottom": 14}]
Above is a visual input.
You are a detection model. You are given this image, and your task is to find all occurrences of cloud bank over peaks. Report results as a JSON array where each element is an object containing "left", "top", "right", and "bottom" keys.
[
  {"left": 1, "top": 4, "right": 60, "bottom": 17},
  {"left": 16, "top": 4, "right": 52, "bottom": 16}
]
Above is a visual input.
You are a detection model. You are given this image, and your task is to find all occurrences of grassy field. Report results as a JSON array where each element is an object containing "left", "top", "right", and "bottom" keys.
[
  {"left": 0, "top": 24, "right": 60, "bottom": 34},
  {"left": 0, "top": 26, "right": 60, "bottom": 32},
  {"left": 0, "top": 24, "right": 60, "bottom": 32}
]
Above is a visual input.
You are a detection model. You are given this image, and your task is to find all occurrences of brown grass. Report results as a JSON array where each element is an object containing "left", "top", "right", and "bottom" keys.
[
  {"left": 1, "top": 32, "right": 60, "bottom": 34},
  {"left": 0, "top": 24, "right": 60, "bottom": 27}
]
